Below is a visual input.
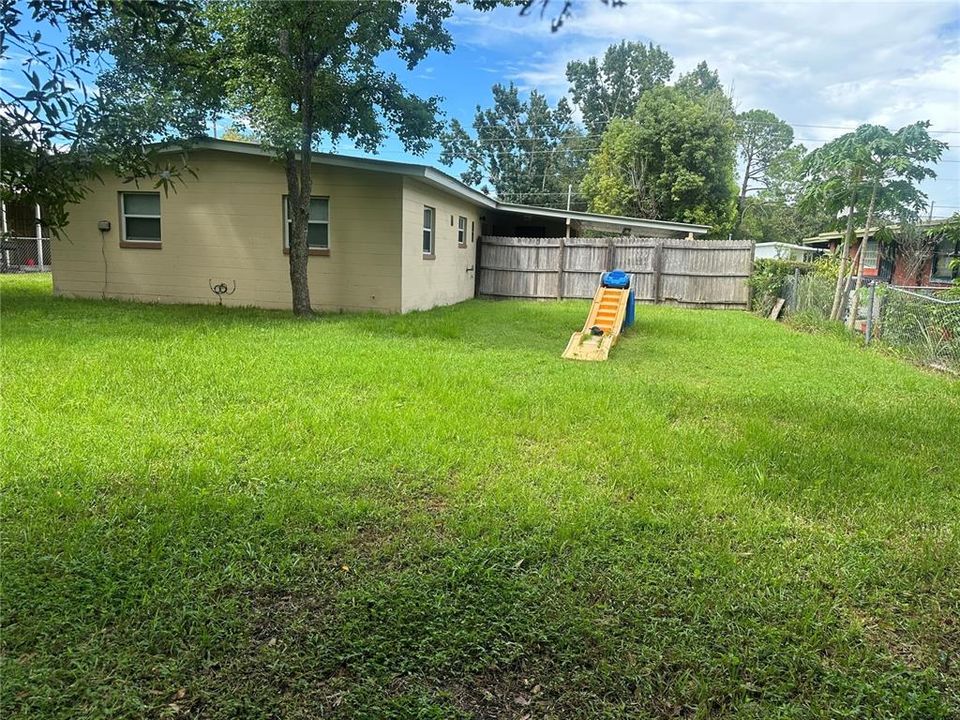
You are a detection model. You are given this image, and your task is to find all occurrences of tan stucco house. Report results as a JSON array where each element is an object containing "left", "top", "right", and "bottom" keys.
[{"left": 52, "top": 139, "right": 709, "bottom": 313}]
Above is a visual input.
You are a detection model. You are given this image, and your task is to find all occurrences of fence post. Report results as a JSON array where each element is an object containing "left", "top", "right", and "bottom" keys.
[
  {"left": 652, "top": 240, "right": 663, "bottom": 304},
  {"left": 35, "top": 203, "right": 45, "bottom": 270},
  {"left": 605, "top": 236, "right": 615, "bottom": 272},
  {"left": 556, "top": 235, "right": 565, "bottom": 300},
  {"left": 864, "top": 282, "right": 876, "bottom": 345},
  {"left": 1, "top": 199, "right": 8, "bottom": 272}
]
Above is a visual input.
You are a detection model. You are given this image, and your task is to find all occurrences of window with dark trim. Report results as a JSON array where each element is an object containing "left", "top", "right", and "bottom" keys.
[
  {"left": 120, "top": 192, "right": 161, "bottom": 247},
  {"left": 422, "top": 206, "right": 435, "bottom": 256},
  {"left": 284, "top": 196, "right": 329, "bottom": 254},
  {"left": 931, "top": 237, "right": 960, "bottom": 282},
  {"left": 457, "top": 216, "right": 467, "bottom": 246}
]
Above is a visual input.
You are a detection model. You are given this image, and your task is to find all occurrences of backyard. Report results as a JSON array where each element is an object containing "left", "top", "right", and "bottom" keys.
[{"left": 1, "top": 273, "right": 958, "bottom": 718}]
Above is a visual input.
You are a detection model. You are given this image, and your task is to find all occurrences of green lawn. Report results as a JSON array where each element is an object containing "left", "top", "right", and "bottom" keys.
[{"left": 2, "top": 273, "right": 958, "bottom": 719}]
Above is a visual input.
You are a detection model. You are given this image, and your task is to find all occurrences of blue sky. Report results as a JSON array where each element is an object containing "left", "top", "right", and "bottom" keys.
[
  {"left": 342, "top": 0, "right": 960, "bottom": 218},
  {"left": 5, "top": 0, "right": 960, "bottom": 218}
]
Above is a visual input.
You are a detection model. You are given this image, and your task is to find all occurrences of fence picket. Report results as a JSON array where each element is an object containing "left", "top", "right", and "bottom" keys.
[{"left": 478, "top": 236, "right": 753, "bottom": 309}]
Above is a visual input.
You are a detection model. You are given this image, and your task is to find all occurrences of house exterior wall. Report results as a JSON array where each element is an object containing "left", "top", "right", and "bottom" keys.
[
  {"left": 400, "top": 177, "right": 480, "bottom": 312},
  {"left": 890, "top": 254, "right": 953, "bottom": 287},
  {"left": 52, "top": 150, "right": 404, "bottom": 312}
]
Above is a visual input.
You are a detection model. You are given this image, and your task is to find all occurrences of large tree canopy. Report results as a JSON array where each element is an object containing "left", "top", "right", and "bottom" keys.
[
  {"left": 1, "top": 0, "right": 218, "bottom": 232},
  {"left": 580, "top": 85, "right": 737, "bottom": 231},
  {"left": 439, "top": 83, "right": 587, "bottom": 209},
  {"left": 565, "top": 40, "right": 673, "bottom": 136}
]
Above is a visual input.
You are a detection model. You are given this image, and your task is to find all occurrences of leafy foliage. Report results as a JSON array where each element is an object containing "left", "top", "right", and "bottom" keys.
[
  {"left": 800, "top": 123, "right": 948, "bottom": 228},
  {"left": 565, "top": 40, "right": 673, "bottom": 136},
  {"left": 580, "top": 86, "right": 737, "bottom": 231},
  {"left": 0, "top": 0, "right": 217, "bottom": 234},
  {"left": 439, "top": 83, "right": 586, "bottom": 208},
  {"left": 734, "top": 109, "right": 796, "bottom": 235}
]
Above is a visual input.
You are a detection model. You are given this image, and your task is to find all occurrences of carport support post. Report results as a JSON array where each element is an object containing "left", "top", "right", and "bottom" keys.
[
  {"left": 865, "top": 282, "right": 876, "bottom": 345},
  {"left": 35, "top": 203, "right": 44, "bottom": 269}
]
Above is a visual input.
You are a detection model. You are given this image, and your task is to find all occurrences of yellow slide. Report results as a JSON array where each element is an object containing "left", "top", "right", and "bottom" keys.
[{"left": 561, "top": 284, "right": 631, "bottom": 361}]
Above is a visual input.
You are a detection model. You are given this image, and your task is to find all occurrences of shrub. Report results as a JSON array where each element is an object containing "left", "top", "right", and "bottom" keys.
[{"left": 748, "top": 259, "right": 808, "bottom": 314}]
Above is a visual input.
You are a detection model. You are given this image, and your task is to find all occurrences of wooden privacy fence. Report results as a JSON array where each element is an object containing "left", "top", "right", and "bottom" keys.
[{"left": 478, "top": 236, "right": 754, "bottom": 309}]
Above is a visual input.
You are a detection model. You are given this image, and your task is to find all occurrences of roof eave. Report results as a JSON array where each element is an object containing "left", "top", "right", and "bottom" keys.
[
  {"left": 493, "top": 202, "right": 711, "bottom": 235},
  {"left": 155, "top": 138, "right": 711, "bottom": 235}
]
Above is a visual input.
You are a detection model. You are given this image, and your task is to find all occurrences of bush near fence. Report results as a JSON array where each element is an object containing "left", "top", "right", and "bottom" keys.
[{"left": 749, "top": 257, "right": 839, "bottom": 316}]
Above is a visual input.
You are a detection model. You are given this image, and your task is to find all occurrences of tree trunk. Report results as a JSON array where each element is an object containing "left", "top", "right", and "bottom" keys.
[
  {"left": 285, "top": 151, "right": 312, "bottom": 316},
  {"left": 285, "top": 45, "right": 316, "bottom": 317},
  {"left": 733, "top": 152, "right": 752, "bottom": 237},
  {"left": 846, "top": 179, "right": 879, "bottom": 330},
  {"left": 829, "top": 170, "right": 861, "bottom": 321}
]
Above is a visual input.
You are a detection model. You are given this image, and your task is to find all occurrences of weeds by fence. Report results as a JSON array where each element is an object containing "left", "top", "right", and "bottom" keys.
[
  {"left": 875, "top": 286, "right": 960, "bottom": 371},
  {"left": 779, "top": 272, "right": 960, "bottom": 372}
]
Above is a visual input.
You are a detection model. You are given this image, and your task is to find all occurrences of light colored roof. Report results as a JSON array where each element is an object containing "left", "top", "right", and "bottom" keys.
[
  {"left": 162, "top": 138, "right": 711, "bottom": 236},
  {"left": 755, "top": 242, "right": 825, "bottom": 252}
]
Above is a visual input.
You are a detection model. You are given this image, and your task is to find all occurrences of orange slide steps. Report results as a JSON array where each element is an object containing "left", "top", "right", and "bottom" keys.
[{"left": 561, "top": 285, "right": 631, "bottom": 361}]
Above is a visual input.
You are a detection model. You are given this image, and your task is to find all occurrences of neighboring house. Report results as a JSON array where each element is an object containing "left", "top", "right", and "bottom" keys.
[
  {"left": 0, "top": 198, "right": 51, "bottom": 272},
  {"left": 754, "top": 242, "right": 825, "bottom": 262},
  {"left": 53, "top": 139, "right": 709, "bottom": 313},
  {"left": 802, "top": 222, "right": 959, "bottom": 287}
]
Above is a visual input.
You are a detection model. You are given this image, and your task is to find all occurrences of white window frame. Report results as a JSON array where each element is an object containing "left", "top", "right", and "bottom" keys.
[
  {"left": 862, "top": 238, "right": 879, "bottom": 271},
  {"left": 423, "top": 206, "right": 435, "bottom": 257},
  {"left": 457, "top": 215, "right": 467, "bottom": 247},
  {"left": 283, "top": 196, "right": 330, "bottom": 253},
  {"left": 120, "top": 192, "right": 162, "bottom": 246}
]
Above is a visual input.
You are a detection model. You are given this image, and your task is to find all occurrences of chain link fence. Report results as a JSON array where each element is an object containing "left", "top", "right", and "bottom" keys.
[
  {"left": 780, "top": 272, "right": 960, "bottom": 372},
  {"left": 781, "top": 272, "right": 835, "bottom": 320},
  {"left": 1, "top": 237, "right": 51, "bottom": 273},
  {"left": 873, "top": 286, "right": 960, "bottom": 371}
]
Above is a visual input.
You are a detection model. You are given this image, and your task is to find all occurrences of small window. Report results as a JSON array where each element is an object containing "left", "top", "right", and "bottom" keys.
[
  {"left": 862, "top": 238, "right": 879, "bottom": 271},
  {"left": 931, "top": 238, "right": 959, "bottom": 282},
  {"left": 284, "top": 196, "right": 329, "bottom": 253},
  {"left": 422, "top": 206, "right": 435, "bottom": 256},
  {"left": 471, "top": 220, "right": 475, "bottom": 243},
  {"left": 457, "top": 216, "right": 467, "bottom": 246},
  {"left": 121, "top": 192, "right": 161, "bottom": 246}
]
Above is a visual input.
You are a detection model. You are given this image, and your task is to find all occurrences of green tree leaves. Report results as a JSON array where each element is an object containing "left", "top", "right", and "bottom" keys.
[
  {"left": 439, "top": 83, "right": 586, "bottom": 208},
  {"left": 580, "top": 86, "right": 737, "bottom": 231},
  {"left": 565, "top": 41, "right": 673, "bottom": 136}
]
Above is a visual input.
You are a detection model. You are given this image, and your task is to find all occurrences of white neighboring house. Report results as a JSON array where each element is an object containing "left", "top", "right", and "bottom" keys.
[{"left": 754, "top": 242, "right": 825, "bottom": 262}]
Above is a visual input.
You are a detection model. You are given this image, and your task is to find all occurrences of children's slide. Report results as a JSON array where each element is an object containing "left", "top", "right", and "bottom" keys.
[{"left": 561, "top": 270, "right": 635, "bottom": 361}]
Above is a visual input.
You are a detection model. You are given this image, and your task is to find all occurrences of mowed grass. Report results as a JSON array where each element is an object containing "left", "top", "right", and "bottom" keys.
[{"left": 1, "top": 273, "right": 958, "bottom": 719}]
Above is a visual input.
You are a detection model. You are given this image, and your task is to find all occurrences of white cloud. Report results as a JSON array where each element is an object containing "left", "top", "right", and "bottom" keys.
[{"left": 452, "top": 0, "right": 960, "bottom": 211}]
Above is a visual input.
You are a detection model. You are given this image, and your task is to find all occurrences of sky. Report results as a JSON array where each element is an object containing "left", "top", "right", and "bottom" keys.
[
  {"left": 5, "top": 0, "right": 960, "bottom": 218},
  {"left": 333, "top": 0, "right": 960, "bottom": 218}
]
